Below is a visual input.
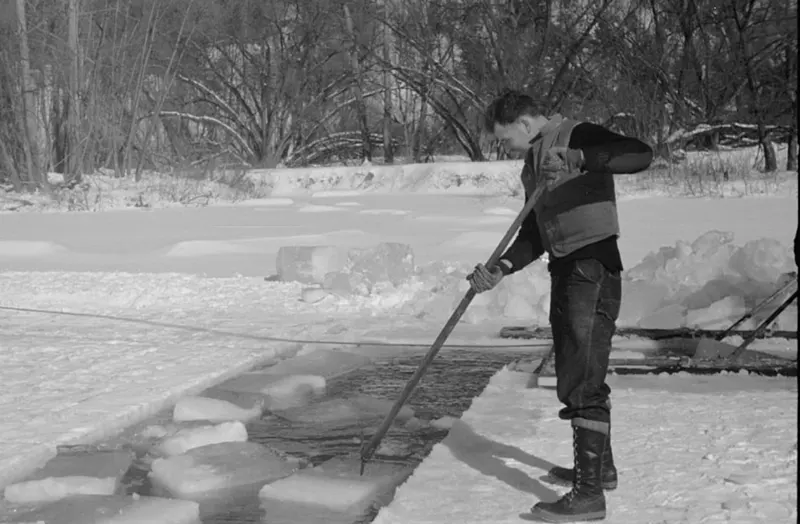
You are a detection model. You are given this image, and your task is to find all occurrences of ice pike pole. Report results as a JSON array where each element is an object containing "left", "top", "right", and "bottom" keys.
[{"left": 359, "top": 193, "right": 539, "bottom": 475}]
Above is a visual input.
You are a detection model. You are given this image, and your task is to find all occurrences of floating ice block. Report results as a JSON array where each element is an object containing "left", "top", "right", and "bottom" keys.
[
  {"left": 259, "top": 456, "right": 411, "bottom": 515},
  {"left": 264, "top": 375, "right": 326, "bottom": 409},
  {"left": 149, "top": 442, "right": 298, "bottom": 500},
  {"left": 275, "top": 395, "right": 414, "bottom": 426},
  {"left": 194, "top": 388, "right": 267, "bottom": 412},
  {"left": 172, "top": 396, "right": 262, "bottom": 423},
  {"left": 276, "top": 246, "right": 348, "bottom": 284},
  {"left": 260, "top": 475, "right": 382, "bottom": 512},
  {"left": 260, "top": 348, "right": 372, "bottom": 379},
  {"left": 3, "top": 450, "right": 134, "bottom": 504},
  {"left": 430, "top": 416, "right": 457, "bottom": 430},
  {"left": 157, "top": 421, "right": 248, "bottom": 457},
  {"left": 0, "top": 494, "right": 200, "bottom": 524},
  {"left": 215, "top": 373, "right": 326, "bottom": 410}
]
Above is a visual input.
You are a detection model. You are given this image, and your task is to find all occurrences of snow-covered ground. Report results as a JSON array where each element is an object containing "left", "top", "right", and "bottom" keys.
[
  {"left": 0, "top": 153, "right": 798, "bottom": 522},
  {"left": 374, "top": 369, "right": 797, "bottom": 524}
]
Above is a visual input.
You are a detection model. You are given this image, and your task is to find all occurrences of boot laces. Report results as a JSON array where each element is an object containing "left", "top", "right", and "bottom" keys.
[{"left": 572, "top": 433, "right": 582, "bottom": 483}]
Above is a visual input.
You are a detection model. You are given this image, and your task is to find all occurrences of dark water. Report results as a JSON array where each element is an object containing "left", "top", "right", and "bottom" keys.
[{"left": 117, "top": 349, "right": 525, "bottom": 524}]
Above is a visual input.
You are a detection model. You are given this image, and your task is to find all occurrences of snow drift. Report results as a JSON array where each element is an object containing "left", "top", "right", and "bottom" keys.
[
  {"left": 252, "top": 160, "right": 523, "bottom": 196},
  {"left": 331, "top": 231, "right": 797, "bottom": 332}
]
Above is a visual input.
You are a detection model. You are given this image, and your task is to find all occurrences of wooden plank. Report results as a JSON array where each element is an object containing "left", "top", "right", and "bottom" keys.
[
  {"left": 510, "top": 354, "right": 796, "bottom": 377},
  {"left": 500, "top": 325, "right": 797, "bottom": 341}
]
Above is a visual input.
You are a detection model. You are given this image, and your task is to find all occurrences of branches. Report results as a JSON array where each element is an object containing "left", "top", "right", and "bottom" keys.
[{"left": 0, "top": 0, "right": 795, "bottom": 191}]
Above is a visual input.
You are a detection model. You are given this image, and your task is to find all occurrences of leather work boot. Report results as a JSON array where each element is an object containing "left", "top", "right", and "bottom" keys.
[
  {"left": 547, "top": 428, "right": 617, "bottom": 491},
  {"left": 528, "top": 426, "right": 607, "bottom": 522}
]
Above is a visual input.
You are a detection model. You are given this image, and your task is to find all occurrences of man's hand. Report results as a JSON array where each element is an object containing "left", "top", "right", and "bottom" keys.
[
  {"left": 467, "top": 263, "right": 505, "bottom": 293},
  {"left": 542, "top": 147, "right": 585, "bottom": 178}
]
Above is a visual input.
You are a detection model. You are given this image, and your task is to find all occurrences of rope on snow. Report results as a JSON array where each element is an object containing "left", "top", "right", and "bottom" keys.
[{"left": 0, "top": 305, "right": 545, "bottom": 350}]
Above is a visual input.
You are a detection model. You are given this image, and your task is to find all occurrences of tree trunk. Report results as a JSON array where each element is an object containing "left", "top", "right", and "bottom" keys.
[
  {"left": 15, "top": 0, "right": 43, "bottom": 190},
  {"left": 761, "top": 133, "right": 777, "bottom": 172},
  {"left": 343, "top": 5, "right": 371, "bottom": 162},
  {"left": 413, "top": 87, "right": 428, "bottom": 163},
  {"left": 786, "top": 36, "right": 797, "bottom": 171},
  {"left": 381, "top": 0, "right": 393, "bottom": 164},
  {"left": 66, "top": 0, "right": 82, "bottom": 185},
  {"left": 787, "top": 132, "right": 797, "bottom": 171}
]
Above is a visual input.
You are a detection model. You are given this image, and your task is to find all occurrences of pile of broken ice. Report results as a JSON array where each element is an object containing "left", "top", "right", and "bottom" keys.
[
  {"left": 479, "top": 232, "right": 798, "bottom": 330},
  {"left": 0, "top": 347, "right": 442, "bottom": 524},
  {"left": 275, "top": 242, "right": 415, "bottom": 302},
  {"left": 275, "top": 234, "right": 797, "bottom": 332}
]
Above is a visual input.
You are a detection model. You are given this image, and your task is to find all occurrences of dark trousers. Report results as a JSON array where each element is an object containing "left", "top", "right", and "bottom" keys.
[{"left": 549, "top": 258, "right": 621, "bottom": 432}]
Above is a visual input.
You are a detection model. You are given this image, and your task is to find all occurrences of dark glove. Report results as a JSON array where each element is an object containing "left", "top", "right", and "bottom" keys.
[{"left": 467, "top": 263, "right": 505, "bottom": 293}]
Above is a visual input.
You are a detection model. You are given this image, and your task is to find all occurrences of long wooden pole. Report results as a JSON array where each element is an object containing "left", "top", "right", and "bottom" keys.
[{"left": 360, "top": 193, "right": 538, "bottom": 474}]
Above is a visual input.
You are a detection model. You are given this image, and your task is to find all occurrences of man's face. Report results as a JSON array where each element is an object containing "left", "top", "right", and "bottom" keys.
[{"left": 493, "top": 115, "right": 545, "bottom": 156}]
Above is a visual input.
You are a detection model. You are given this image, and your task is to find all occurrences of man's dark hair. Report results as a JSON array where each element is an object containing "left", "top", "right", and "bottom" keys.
[{"left": 483, "top": 90, "right": 545, "bottom": 132}]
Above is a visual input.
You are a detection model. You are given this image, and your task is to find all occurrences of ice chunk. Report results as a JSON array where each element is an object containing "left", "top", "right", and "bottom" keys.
[
  {"left": 260, "top": 475, "right": 384, "bottom": 513},
  {"left": 275, "top": 395, "right": 414, "bottom": 427},
  {"left": 637, "top": 304, "right": 687, "bottom": 329},
  {"left": 172, "top": 396, "right": 262, "bottom": 423},
  {"left": 276, "top": 246, "right": 348, "bottom": 284},
  {"left": 300, "top": 287, "right": 329, "bottom": 303},
  {"left": 625, "top": 245, "right": 679, "bottom": 281},
  {"left": 3, "top": 450, "right": 134, "bottom": 504},
  {"left": 0, "top": 495, "right": 200, "bottom": 524},
  {"left": 216, "top": 373, "right": 326, "bottom": 410},
  {"left": 729, "top": 238, "right": 794, "bottom": 284},
  {"left": 259, "top": 456, "right": 411, "bottom": 516},
  {"left": 263, "top": 375, "right": 326, "bottom": 410},
  {"left": 403, "top": 417, "right": 429, "bottom": 431},
  {"left": 195, "top": 388, "right": 267, "bottom": 412},
  {"left": 430, "top": 416, "right": 457, "bottom": 430},
  {"left": 691, "top": 230, "right": 735, "bottom": 257},
  {"left": 157, "top": 421, "right": 248, "bottom": 457},
  {"left": 149, "top": 442, "right": 298, "bottom": 500},
  {"left": 345, "top": 243, "right": 415, "bottom": 286},
  {"left": 260, "top": 349, "right": 372, "bottom": 379},
  {"left": 627, "top": 233, "right": 737, "bottom": 296},
  {"left": 323, "top": 271, "right": 370, "bottom": 296},
  {"left": 682, "top": 278, "right": 742, "bottom": 310},
  {"left": 618, "top": 280, "right": 671, "bottom": 327},
  {"left": 685, "top": 296, "right": 747, "bottom": 329}
]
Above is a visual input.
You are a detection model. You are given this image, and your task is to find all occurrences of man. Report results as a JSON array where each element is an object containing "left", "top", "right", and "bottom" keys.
[{"left": 468, "top": 90, "right": 653, "bottom": 523}]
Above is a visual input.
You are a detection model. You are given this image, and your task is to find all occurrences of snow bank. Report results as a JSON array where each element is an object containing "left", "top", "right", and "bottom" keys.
[
  {"left": 0, "top": 240, "right": 66, "bottom": 257},
  {"left": 234, "top": 197, "right": 294, "bottom": 207},
  {"left": 254, "top": 161, "right": 523, "bottom": 196},
  {"left": 329, "top": 232, "right": 797, "bottom": 332},
  {"left": 374, "top": 368, "right": 798, "bottom": 524}
]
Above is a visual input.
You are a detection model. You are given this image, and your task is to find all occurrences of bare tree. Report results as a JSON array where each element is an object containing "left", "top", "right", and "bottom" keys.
[
  {"left": 15, "top": 0, "right": 44, "bottom": 189},
  {"left": 343, "top": 4, "right": 372, "bottom": 162},
  {"left": 66, "top": 0, "right": 81, "bottom": 185}
]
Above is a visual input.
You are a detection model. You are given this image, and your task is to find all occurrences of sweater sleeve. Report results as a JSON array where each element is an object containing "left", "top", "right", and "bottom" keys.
[
  {"left": 569, "top": 122, "right": 653, "bottom": 174},
  {"left": 498, "top": 202, "right": 546, "bottom": 274}
]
